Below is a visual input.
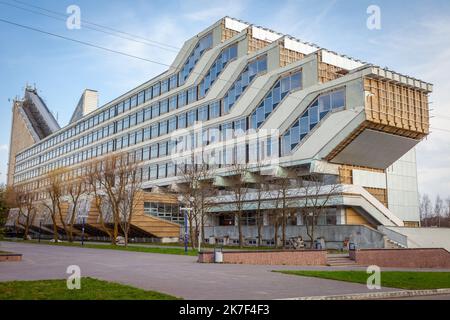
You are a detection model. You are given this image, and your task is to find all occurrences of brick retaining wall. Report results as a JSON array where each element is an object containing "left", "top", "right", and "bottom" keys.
[
  {"left": 0, "top": 253, "right": 22, "bottom": 262},
  {"left": 198, "top": 250, "right": 327, "bottom": 266},
  {"left": 350, "top": 248, "right": 450, "bottom": 269}
]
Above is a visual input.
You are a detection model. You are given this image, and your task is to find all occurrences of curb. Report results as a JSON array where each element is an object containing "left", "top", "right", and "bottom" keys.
[{"left": 281, "top": 288, "right": 450, "bottom": 300}]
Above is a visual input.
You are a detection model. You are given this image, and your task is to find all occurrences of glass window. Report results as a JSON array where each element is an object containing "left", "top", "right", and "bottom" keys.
[
  {"left": 129, "top": 113, "right": 137, "bottom": 127},
  {"left": 169, "top": 75, "right": 178, "bottom": 90},
  {"left": 178, "top": 114, "right": 186, "bottom": 128},
  {"left": 281, "top": 77, "right": 290, "bottom": 93},
  {"left": 160, "top": 99, "right": 169, "bottom": 114},
  {"left": 300, "top": 116, "right": 309, "bottom": 134},
  {"left": 117, "top": 102, "right": 124, "bottom": 115},
  {"left": 159, "top": 120, "right": 168, "bottom": 135},
  {"left": 169, "top": 96, "right": 177, "bottom": 111},
  {"left": 122, "top": 135, "right": 129, "bottom": 148},
  {"left": 152, "top": 104, "right": 160, "bottom": 118},
  {"left": 210, "top": 102, "right": 220, "bottom": 119},
  {"left": 130, "top": 95, "right": 138, "bottom": 108},
  {"left": 168, "top": 117, "right": 177, "bottom": 132},
  {"left": 229, "top": 44, "right": 238, "bottom": 60},
  {"left": 332, "top": 90, "right": 345, "bottom": 109},
  {"left": 159, "top": 142, "right": 167, "bottom": 157},
  {"left": 158, "top": 163, "right": 167, "bottom": 178},
  {"left": 123, "top": 117, "right": 130, "bottom": 129},
  {"left": 145, "top": 88, "right": 152, "bottom": 102},
  {"left": 151, "top": 124, "right": 159, "bottom": 138},
  {"left": 187, "top": 88, "right": 197, "bottom": 104},
  {"left": 143, "top": 147, "right": 150, "bottom": 160},
  {"left": 150, "top": 83, "right": 160, "bottom": 98},
  {"left": 136, "top": 130, "right": 143, "bottom": 143},
  {"left": 187, "top": 110, "right": 197, "bottom": 126},
  {"left": 144, "top": 127, "right": 151, "bottom": 140},
  {"left": 309, "top": 106, "right": 319, "bottom": 125},
  {"left": 290, "top": 72, "right": 302, "bottom": 90},
  {"left": 160, "top": 80, "right": 168, "bottom": 94},
  {"left": 178, "top": 91, "right": 187, "bottom": 108},
  {"left": 198, "top": 105, "right": 209, "bottom": 122},
  {"left": 144, "top": 107, "right": 152, "bottom": 121},
  {"left": 319, "top": 94, "right": 331, "bottom": 113},
  {"left": 124, "top": 99, "right": 130, "bottom": 112},
  {"left": 138, "top": 91, "right": 145, "bottom": 105},
  {"left": 258, "top": 58, "right": 267, "bottom": 73},
  {"left": 150, "top": 165, "right": 157, "bottom": 179},
  {"left": 150, "top": 145, "right": 158, "bottom": 159}
]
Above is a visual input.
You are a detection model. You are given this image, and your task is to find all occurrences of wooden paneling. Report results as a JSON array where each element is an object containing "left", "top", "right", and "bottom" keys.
[
  {"left": 364, "top": 77, "right": 429, "bottom": 135},
  {"left": 339, "top": 165, "right": 388, "bottom": 207},
  {"left": 247, "top": 28, "right": 271, "bottom": 54},
  {"left": 345, "top": 207, "right": 373, "bottom": 228},
  {"left": 317, "top": 52, "right": 347, "bottom": 83},
  {"left": 221, "top": 20, "right": 240, "bottom": 42},
  {"left": 131, "top": 191, "right": 180, "bottom": 238},
  {"left": 279, "top": 45, "right": 305, "bottom": 67}
]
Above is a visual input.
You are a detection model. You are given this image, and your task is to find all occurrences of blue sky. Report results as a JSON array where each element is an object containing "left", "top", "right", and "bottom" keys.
[{"left": 1, "top": 0, "right": 449, "bottom": 200}]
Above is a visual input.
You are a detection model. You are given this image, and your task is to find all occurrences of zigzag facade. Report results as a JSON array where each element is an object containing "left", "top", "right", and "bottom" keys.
[{"left": 7, "top": 17, "right": 433, "bottom": 246}]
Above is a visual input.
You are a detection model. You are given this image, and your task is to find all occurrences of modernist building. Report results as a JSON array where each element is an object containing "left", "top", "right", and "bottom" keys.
[{"left": 6, "top": 17, "right": 433, "bottom": 248}]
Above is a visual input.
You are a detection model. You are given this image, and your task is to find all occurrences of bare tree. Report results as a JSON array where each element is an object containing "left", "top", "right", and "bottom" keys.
[
  {"left": 117, "top": 154, "right": 142, "bottom": 247},
  {"left": 0, "top": 184, "right": 7, "bottom": 239},
  {"left": 85, "top": 153, "right": 142, "bottom": 245},
  {"left": 446, "top": 197, "right": 450, "bottom": 226},
  {"left": 43, "top": 169, "right": 68, "bottom": 241},
  {"left": 66, "top": 172, "right": 87, "bottom": 242},
  {"left": 228, "top": 163, "right": 251, "bottom": 248},
  {"left": 419, "top": 194, "right": 432, "bottom": 227},
  {"left": 7, "top": 186, "right": 37, "bottom": 240},
  {"left": 178, "top": 153, "right": 217, "bottom": 249},
  {"left": 84, "top": 161, "right": 113, "bottom": 242},
  {"left": 254, "top": 176, "right": 269, "bottom": 247},
  {"left": 434, "top": 195, "right": 443, "bottom": 228},
  {"left": 298, "top": 174, "right": 341, "bottom": 249},
  {"left": 274, "top": 175, "right": 293, "bottom": 249}
]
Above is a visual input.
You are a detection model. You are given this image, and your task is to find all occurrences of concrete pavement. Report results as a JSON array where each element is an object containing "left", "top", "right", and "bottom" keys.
[{"left": 0, "top": 241, "right": 399, "bottom": 300}]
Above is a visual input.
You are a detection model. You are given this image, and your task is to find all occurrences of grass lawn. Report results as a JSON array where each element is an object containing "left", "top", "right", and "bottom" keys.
[
  {"left": 0, "top": 277, "right": 180, "bottom": 300},
  {"left": 4, "top": 239, "right": 198, "bottom": 256},
  {"left": 275, "top": 271, "right": 450, "bottom": 290}
]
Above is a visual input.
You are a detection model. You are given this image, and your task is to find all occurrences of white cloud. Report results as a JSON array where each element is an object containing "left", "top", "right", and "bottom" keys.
[{"left": 0, "top": 144, "right": 8, "bottom": 152}]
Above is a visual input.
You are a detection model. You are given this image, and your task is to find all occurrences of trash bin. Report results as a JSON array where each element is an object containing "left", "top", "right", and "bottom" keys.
[
  {"left": 214, "top": 248, "right": 223, "bottom": 263},
  {"left": 314, "top": 241, "right": 322, "bottom": 250}
]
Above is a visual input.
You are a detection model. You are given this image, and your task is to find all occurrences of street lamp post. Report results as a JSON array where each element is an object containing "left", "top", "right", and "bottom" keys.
[
  {"left": 38, "top": 219, "right": 42, "bottom": 243},
  {"left": 180, "top": 207, "right": 192, "bottom": 255},
  {"left": 184, "top": 210, "right": 188, "bottom": 255},
  {"left": 81, "top": 216, "right": 86, "bottom": 246}
]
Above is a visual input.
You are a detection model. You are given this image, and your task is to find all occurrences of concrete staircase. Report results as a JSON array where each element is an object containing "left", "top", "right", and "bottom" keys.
[
  {"left": 385, "top": 238, "right": 407, "bottom": 249},
  {"left": 326, "top": 254, "right": 358, "bottom": 267}
]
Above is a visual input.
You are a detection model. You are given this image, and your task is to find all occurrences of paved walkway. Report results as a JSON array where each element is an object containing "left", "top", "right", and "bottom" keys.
[{"left": 0, "top": 241, "right": 398, "bottom": 300}]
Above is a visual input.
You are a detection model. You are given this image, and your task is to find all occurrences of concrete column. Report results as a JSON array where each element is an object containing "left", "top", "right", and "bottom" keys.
[
  {"left": 296, "top": 212, "right": 303, "bottom": 226},
  {"left": 336, "top": 207, "right": 346, "bottom": 225},
  {"left": 263, "top": 212, "right": 269, "bottom": 226}
]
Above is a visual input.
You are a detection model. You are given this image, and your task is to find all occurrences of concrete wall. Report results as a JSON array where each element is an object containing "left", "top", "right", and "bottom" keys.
[
  {"left": 7, "top": 102, "right": 38, "bottom": 186},
  {"left": 204, "top": 225, "right": 385, "bottom": 249},
  {"left": 384, "top": 227, "right": 450, "bottom": 251},
  {"left": 198, "top": 250, "right": 327, "bottom": 265},
  {"left": 386, "top": 149, "right": 420, "bottom": 223}
]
